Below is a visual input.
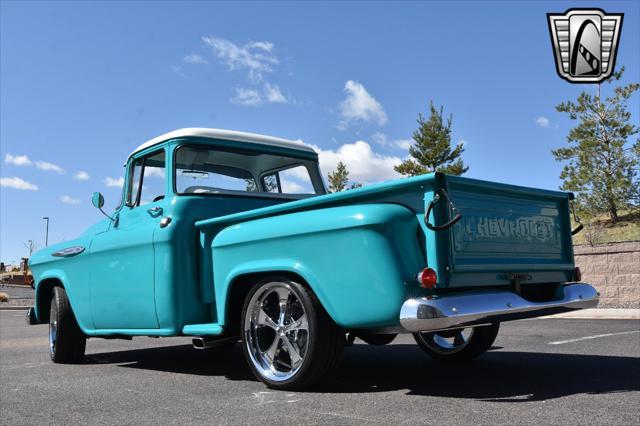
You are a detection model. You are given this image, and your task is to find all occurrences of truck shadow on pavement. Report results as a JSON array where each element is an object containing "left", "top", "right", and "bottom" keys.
[
  {"left": 333, "top": 344, "right": 640, "bottom": 401},
  {"left": 84, "top": 343, "right": 640, "bottom": 401}
]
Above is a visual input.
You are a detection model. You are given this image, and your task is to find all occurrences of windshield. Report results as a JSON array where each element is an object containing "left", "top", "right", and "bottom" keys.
[{"left": 174, "top": 145, "right": 325, "bottom": 196}]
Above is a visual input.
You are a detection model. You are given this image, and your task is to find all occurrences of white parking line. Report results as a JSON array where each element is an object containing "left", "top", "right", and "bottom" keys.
[{"left": 548, "top": 330, "right": 640, "bottom": 345}]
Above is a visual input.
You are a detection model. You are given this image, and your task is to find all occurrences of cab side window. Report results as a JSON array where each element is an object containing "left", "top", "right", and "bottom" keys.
[
  {"left": 139, "top": 151, "right": 166, "bottom": 205},
  {"left": 127, "top": 150, "right": 165, "bottom": 207},
  {"left": 127, "top": 159, "right": 143, "bottom": 206}
]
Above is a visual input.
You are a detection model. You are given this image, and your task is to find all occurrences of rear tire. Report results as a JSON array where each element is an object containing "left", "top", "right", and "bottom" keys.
[
  {"left": 240, "top": 277, "right": 343, "bottom": 390},
  {"left": 49, "top": 287, "right": 86, "bottom": 363},
  {"left": 413, "top": 323, "right": 499, "bottom": 362}
]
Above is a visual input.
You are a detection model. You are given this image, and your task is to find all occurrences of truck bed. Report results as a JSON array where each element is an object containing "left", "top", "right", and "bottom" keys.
[{"left": 196, "top": 172, "right": 576, "bottom": 290}]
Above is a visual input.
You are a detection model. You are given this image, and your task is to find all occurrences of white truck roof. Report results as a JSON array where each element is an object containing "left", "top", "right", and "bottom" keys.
[{"left": 130, "top": 128, "right": 316, "bottom": 157}]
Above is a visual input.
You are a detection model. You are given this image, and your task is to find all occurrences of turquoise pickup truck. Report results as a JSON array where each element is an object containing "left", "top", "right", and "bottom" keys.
[{"left": 28, "top": 128, "right": 598, "bottom": 389}]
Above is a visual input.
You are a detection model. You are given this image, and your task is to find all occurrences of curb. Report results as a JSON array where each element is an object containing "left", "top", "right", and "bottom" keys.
[
  {"left": 541, "top": 308, "right": 640, "bottom": 320},
  {"left": 0, "top": 306, "right": 31, "bottom": 311}
]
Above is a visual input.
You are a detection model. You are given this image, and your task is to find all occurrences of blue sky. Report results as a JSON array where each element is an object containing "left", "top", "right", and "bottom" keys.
[{"left": 1, "top": 1, "right": 639, "bottom": 264}]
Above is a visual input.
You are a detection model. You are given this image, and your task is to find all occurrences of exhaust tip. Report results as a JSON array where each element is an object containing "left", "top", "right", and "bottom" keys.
[{"left": 192, "top": 336, "right": 239, "bottom": 350}]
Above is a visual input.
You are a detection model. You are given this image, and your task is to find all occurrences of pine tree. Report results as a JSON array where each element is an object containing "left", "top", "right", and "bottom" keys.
[
  {"left": 394, "top": 101, "right": 468, "bottom": 176},
  {"left": 553, "top": 67, "right": 639, "bottom": 223},
  {"left": 327, "top": 161, "right": 361, "bottom": 192},
  {"left": 327, "top": 162, "right": 349, "bottom": 192}
]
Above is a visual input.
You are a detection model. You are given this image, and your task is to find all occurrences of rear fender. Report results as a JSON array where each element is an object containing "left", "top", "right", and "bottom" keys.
[
  {"left": 222, "top": 259, "right": 326, "bottom": 322},
  {"left": 211, "top": 203, "right": 425, "bottom": 328}
]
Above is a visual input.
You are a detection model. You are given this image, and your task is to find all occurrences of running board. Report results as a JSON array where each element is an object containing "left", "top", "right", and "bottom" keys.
[{"left": 182, "top": 323, "right": 224, "bottom": 336}]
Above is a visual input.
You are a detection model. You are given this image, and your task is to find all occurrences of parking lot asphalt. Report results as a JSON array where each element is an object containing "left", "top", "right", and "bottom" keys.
[{"left": 1, "top": 311, "right": 638, "bottom": 425}]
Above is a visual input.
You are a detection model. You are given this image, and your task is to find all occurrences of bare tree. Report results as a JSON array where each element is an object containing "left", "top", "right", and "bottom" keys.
[
  {"left": 23, "top": 240, "right": 37, "bottom": 257},
  {"left": 583, "top": 222, "right": 605, "bottom": 247}
]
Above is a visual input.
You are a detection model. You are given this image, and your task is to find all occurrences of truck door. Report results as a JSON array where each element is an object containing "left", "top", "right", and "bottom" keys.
[{"left": 89, "top": 149, "right": 166, "bottom": 330}]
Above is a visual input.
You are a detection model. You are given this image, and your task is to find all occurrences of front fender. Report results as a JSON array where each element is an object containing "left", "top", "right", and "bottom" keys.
[
  {"left": 30, "top": 238, "right": 94, "bottom": 332},
  {"left": 33, "top": 269, "right": 69, "bottom": 320},
  {"left": 33, "top": 269, "right": 95, "bottom": 333},
  {"left": 211, "top": 203, "right": 425, "bottom": 328}
]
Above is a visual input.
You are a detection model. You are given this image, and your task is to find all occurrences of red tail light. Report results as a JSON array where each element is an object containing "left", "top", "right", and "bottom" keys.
[{"left": 417, "top": 268, "right": 437, "bottom": 289}]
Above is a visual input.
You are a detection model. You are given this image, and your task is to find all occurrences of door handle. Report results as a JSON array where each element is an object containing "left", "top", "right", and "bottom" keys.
[{"left": 147, "top": 206, "right": 163, "bottom": 216}]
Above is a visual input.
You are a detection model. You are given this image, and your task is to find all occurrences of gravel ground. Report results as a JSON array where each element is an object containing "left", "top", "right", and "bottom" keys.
[
  {"left": 0, "top": 285, "right": 34, "bottom": 307},
  {"left": 598, "top": 301, "right": 640, "bottom": 309}
]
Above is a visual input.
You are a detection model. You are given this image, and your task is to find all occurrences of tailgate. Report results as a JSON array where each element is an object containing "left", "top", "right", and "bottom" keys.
[{"left": 425, "top": 175, "right": 575, "bottom": 288}]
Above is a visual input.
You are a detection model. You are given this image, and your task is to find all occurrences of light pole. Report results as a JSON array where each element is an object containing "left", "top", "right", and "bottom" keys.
[{"left": 43, "top": 217, "right": 49, "bottom": 247}]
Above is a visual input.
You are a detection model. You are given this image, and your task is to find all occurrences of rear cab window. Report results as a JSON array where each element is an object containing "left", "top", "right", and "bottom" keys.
[{"left": 174, "top": 145, "right": 323, "bottom": 196}]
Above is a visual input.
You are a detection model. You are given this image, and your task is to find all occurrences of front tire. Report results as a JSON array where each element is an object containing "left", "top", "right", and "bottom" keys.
[
  {"left": 413, "top": 323, "right": 499, "bottom": 362},
  {"left": 49, "top": 287, "right": 86, "bottom": 363},
  {"left": 240, "top": 278, "right": 343, "bottom": 390}
]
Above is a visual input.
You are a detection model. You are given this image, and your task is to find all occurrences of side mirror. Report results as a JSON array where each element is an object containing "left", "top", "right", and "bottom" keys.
[
  {"left": 92, "top": 192, "right": 116, "bottom": 224},
  {"left": 91, "top": 192, "right": 105, "bottom": 209}
]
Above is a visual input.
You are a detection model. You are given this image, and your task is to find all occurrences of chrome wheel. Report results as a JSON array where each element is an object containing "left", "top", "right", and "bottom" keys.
[
  {"left": 416, "top": 328, "right": 475, "bottom": 355},
  {"left": 49, "top": 305, "right": 57, "bottom": 355},
  {"left": 243, "top": 282, "right": 309, "bottom": 382}
]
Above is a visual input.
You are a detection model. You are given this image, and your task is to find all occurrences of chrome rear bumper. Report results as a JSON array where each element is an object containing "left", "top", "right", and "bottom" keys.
[{"left": 400, "top": 283, "right": 598, "bottom": 332}]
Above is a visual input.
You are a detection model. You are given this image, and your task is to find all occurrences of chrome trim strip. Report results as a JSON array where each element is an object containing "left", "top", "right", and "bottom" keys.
[
  {"left": 400, "top": 283, "right": 599, "bottom": 332},
  {"left": 51, "top": 246, "right": 85, "bottom": 257}
]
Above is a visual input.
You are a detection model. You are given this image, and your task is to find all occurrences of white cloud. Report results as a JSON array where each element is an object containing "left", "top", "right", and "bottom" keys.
[
  {"left": 230, "top": 88, "right": 262, "bottom": 106},
  {"left": 246, "top": 41, "right": 274, "bottom": 51},
  {"left": 536, "top": 116, "right": 550, "bottom": 127},
  {"left": 279, "top": 167, "right": 314, "bottom": 193},
  {"left": 5, "top": 154, "right": 64, "bottom": 173},
  {"left": 280, "top": 179, "right": 305, "bottom": 193},
  {"left": 371, "top": 133, "right": 413, "bottom": 150},
  {"left": 60, "top": 195, "right": 80, "bottom": 205},
  {"left": 35, "top": 160, "right": 64, "bottom": 173},
  {"left": 394, "top": 139, "right": 413, "bottom": 150},
  {"left": 4, "top": 153, "right": 33, "bottom": 166},
  {"left": 231, "top": 84, "right": 290, "bottom": 107},
  {"left": 338, "top": 80, "right": 388, "bottom": 129},
  {"left": 371, "top": 132, "right": 388, "bottom": 146},
  {"left": 183, "top": 53, "right": 207, "bottom": 64},
  {"left": 170, "top": 65, "right": 186, "bottom": 78},
  {"left": 103, "top": 176, "right": 125, "bottom": 188},
  {"left": 281, "top": 166, "right": 310, "bottom": 181},
  {"left": 74, "top": 171, "right": 90, "bottom": 181},
  {"left": 145, "top": 167, "right": 165, "bottom": 179},
  {"left": 202, "top": 36, "right": 278, "bottom": 82},
  {"left": 200, "top": 36, "right": 292, "bottom": 106},
  {"left": 0, "top": 176, "right": 38, "bottom": 191},
  {"left": 311, "top": 141, "right": 401, "bottom": 184},
  {"left": 264, "top": 83, "right": 287, "bottom": 103}
]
